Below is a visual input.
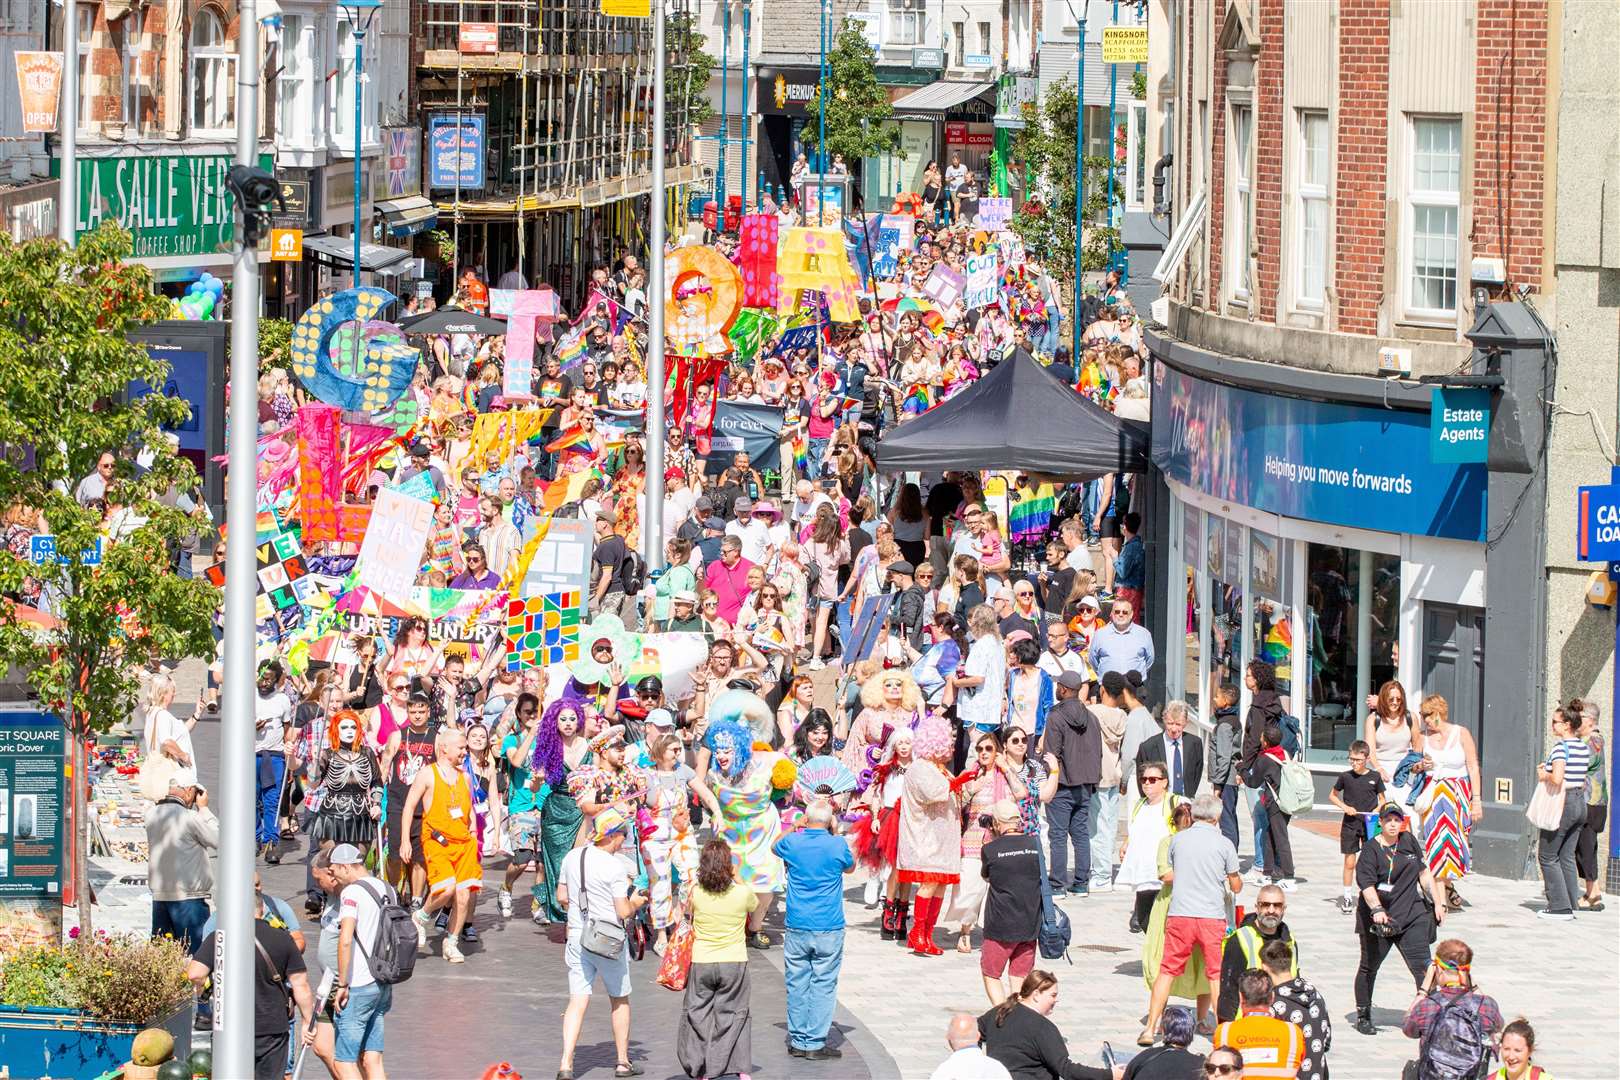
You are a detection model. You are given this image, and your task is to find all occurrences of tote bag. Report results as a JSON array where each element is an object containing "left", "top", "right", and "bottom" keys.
[{"left": 1524, "top": 778, "right": 1566, "bottom": 832}]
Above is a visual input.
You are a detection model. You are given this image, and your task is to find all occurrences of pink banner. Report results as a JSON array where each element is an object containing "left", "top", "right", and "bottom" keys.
[
  {"left": 504, "top": 289, "right": 551, "bottom": 398},
  {"left": 296, "top": 404, "right": 343, "bottom": 542},
  {"left": 738, "top": 214, "right": 780, "bottom": 309}
]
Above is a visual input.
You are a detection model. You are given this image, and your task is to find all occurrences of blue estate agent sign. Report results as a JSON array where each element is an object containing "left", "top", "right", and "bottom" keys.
[
  {"left": 1576, "top": 466, "right": 1620, "bottom": 563},
  {"left": 1430, "top": 388, "right": 1491, "bottom": 463},
  {"left": 1151, "top": 365, "right": 1487, "bottom": 543},
  {"left": 428, "top": 114, "right": 486, "bottom": 190}
]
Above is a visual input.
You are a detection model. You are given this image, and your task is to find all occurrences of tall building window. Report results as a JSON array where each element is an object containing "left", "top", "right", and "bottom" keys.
[
  {"left": 1295, "top": 109, "right": 1329, "bottom": 308},
  {"left": 951, "top": 20, "right": 964, "bottom": 66},
  {"left": 76, "top": 6, "right": 95, "bottom": 131},
  {"left": 1406, "top": 115, "right": 1462, "bottom": 318},
  {"left": 886, "top": 0, "right": 923, "bottom": 47},
  {"left": 277, "top": 15, "right": 317, "bottom": 149},
  {"left": 1228, "top": 102, "right": 1253, "bottom": 301},
  {"left": 977, "top": 21, "right": 991, "bottom": 57},
  {"left": 190, "top": 8, "right": 236, "bottom": 134}
]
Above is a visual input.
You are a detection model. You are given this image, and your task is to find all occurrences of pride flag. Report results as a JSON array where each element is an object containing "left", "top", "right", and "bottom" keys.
[
  {"left": 554, "top": 327, "right": 588, "bottom": 364},
  {"left": 901, "top": 384, "right": 933, "bottom": 416},
  {"left": 1261, "top": 619, "right": 1293, "bottom": 664},
  {"left": 544, "top": 425, "right": 591, "bottom": 454},
  {"left": 1008, "top": 484, "right": 1057, "bottom": 543}
]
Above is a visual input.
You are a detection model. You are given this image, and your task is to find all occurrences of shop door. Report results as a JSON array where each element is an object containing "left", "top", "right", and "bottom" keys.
[{"left": 1421, "top": 603, "right": 1486, "bottom": 754}]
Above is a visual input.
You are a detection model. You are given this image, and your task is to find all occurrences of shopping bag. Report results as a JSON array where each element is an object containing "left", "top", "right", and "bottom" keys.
[{"left": 655, "top": 921, "right": 694, "bottom": 991}]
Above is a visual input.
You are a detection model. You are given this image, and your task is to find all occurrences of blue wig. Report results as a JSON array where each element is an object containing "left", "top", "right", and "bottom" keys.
[{"left": 703, "top": 719, "right": 754, "bottom": 781}]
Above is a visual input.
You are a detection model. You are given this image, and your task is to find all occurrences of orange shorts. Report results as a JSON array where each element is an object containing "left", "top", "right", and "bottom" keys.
[
  {"left": 1160, "top": 916, "right": 1224, "bottom": 977},
  {"left": 425, "top": 835, "right": 482, "bottom": 895}
]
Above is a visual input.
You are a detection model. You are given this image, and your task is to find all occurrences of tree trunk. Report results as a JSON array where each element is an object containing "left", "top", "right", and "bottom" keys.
[{"left": 72, "top": 724, "right": 93, "bottom": 938}]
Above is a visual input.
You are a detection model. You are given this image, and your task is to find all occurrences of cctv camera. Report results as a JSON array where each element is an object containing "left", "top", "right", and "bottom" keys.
[{"left": 227, "top": 165, "right": 284, "bottom": 214}]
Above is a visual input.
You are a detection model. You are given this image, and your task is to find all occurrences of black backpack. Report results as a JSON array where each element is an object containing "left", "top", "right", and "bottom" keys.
[
  {"left": 620, "top": 548, "right": 646, "bottom": 595},
  {"left": 353, "top": 879, "right": 420, "bottom": 986}
]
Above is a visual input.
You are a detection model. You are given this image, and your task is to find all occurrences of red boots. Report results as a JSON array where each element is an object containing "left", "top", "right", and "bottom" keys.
[
  {"left": 879, "top": 898, "right": 900, "bottom": 940},
  {"left": 908, "top": 894, "right": 944, "bottom": 956}
]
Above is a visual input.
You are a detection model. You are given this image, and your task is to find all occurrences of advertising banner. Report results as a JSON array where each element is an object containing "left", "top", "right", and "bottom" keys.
[
  {"left": 1151, "top": 365, "right": 1488, "bottom": 542},
  {"left": 0, "top": 712, "right": 65, "bottom": 898},
  {"left": 428, "top": 114, "right": 486, "bottom": 190},
  {"left": 703, "top": 401, "right": 785, "bottom": 475},
  {"left": 14, "top": 52, "right": 63, "bottom": 133}
]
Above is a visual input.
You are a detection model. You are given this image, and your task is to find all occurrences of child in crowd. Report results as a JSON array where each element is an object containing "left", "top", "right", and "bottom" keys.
[{"left": 1329, "top": 739, "right": 1387, "bottom": 914}]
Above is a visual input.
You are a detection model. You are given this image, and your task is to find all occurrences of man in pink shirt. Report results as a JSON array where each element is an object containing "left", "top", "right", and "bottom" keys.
[{"left": 702, "top": 535, "right": 755, "bottom": 624}]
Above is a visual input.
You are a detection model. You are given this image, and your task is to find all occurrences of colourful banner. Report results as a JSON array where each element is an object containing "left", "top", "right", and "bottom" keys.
[
  {"left": 505, "top": 289, "right": 550, "bottom": 399},
  {"left": 353, "top": 488, "right": 435, "bottom": 604},
  {"left": 738, "top": 214, "right": 781, "bottom": 309},
  {"left": 295, "top": 404, "right": 343, "bottom": 541}
]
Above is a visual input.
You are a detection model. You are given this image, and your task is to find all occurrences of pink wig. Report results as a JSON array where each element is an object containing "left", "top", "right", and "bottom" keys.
[{"left": 911, "top": 713, "right": 953, "bottom": 762}]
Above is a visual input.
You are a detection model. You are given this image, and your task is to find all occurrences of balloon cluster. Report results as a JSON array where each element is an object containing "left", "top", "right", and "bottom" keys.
[{"left": 171, "top": 273, "right": 225, "bottom": 320}]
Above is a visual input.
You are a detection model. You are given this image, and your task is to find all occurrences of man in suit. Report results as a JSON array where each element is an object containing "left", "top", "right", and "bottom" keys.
[{"left": 1139, "top": 700, "right": 1204, "bottom": 797}]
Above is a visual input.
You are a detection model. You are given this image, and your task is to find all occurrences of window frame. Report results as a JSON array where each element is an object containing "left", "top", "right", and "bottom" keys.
[
  {"left": 331, "top": 16, "right": 381, "bottom": 152},
  {"left": 1226, "top": 100, "right": 1254, "bottom": 305},
  {"left": 951, "top": 20, "right": 965, "bottom": 67},
  {"left": 189, "top": 7, "right": 236, "bottom": 136},
  {"left": 1402, "top": 114, "right": 1463, "bottom": 324},
  {"left": 276, "top": 13, "right": 320, "bottom": 150},
  {"left": 1125, "top": 98, "right": 1149, "bottom": 211},
  {"left": 886, "top": 0, "right": 923, "bottom": 48},
  {"left": 76, "top": 6, "right": 95, "bottom": 132},
  {"left": 1293, "top": 108, "right": 1330, "bottom": 312}
]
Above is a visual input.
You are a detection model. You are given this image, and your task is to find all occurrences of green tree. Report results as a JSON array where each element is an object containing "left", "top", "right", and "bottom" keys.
[
  {"left": 258, "top": 317, "right": 293, "bottom": 371},
  {"left": 0, "top": 224, "right": 219, "bottom": 935},
  {"left": 1010, "top": 79, "right": 1121, "bottom": 278},
  {"left": 667, "top": 11, "right": 717, "bottom": 162},
  {"left": 800, "top": 21, "right": 901, "bottom": 166}
]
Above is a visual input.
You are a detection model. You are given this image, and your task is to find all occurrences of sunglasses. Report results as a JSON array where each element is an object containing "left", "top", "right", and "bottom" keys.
[
  {"left": 1203, "top": 1066, "right": 1239, "bottom": 1077},
  {"left": 391, "top": 683, "right": 409, "bottom": 692},
  {"left": 1006, "top": 735, "right": 1027, "bottom": 745},
  {"left": 1142, "top": 775, "right": 1167, "bottom": 785}
]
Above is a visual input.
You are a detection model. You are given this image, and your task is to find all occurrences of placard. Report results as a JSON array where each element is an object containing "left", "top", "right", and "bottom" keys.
[
  {"left": 516, "top": 517, "right": 593, "bottom": 600},
  {"left": 354, "top": 488, "right": 435, "bottom": 604},
  {"left": 872, "top": 225, "right": 902, "bottom": 278},
  {"left": 505, "top": 590, "right": 582, "bottom": 671},
  {"left": 921, "top": 263, "right": 965, "bottom": 308},
  {"left": 14, "top": 52, "right": 63, "bottom": 134},
  {"left": 978, "top": 197, "right": 1012, "bottom": 231},
  {"left": 964, "top": 252, "right": 1000, "bottom": 310},
  {"left": 0, "top": 712, "right": 65, "bottom": 897}
]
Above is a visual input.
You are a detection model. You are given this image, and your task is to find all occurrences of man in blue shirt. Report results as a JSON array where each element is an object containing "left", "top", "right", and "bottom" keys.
[
  {"left": 1113, "top": 512, "right": 1146, "bottom": 621},
  {"left": 1088, "top": 596, "right": 1156, "bottom": 678},
  {"left": 772, "top": 800, "right": 854, "bottom": 1060}
]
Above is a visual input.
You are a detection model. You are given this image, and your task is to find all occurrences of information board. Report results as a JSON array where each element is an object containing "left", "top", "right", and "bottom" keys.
[{"left": 0, "top": 712, "right": 65, "bottom": 897}]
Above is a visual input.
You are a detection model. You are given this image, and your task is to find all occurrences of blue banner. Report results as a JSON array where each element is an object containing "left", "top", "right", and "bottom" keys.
[
  {"left": 1151, "top": 365, "right": 1487, "bottom": 542},
  {"left": 428, "top": 114, "right": 486, "bottom": 190}
]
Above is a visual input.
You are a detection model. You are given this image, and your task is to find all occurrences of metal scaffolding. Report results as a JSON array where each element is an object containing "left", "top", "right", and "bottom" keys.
[{"left": 416, "top": 0, "right": 704, "bottom": 297}]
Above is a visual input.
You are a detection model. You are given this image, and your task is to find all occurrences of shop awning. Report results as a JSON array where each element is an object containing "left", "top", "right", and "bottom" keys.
[
  {"left": 377, "top": 195, "right": 439, "bottom": 237},
  {"left": 302, "top": 234, "right": 414, "bottom": 274},
  {"left": 891, "top": 80, "right": 994, "bottom": 115}
]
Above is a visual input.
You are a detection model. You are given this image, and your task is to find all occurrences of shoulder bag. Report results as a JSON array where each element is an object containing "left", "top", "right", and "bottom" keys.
[
  {"left": 1524, "top": 774, "right": 1566, "bottom": 832},
  {"left": 576, "top": 848, "right": 627, "bottom": 961},
  {"left": 138, "top": 709, "right": 182, "bottom": 802}
]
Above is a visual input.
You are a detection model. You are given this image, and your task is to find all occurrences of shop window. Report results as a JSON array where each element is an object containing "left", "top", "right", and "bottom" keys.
[
  {"left": 190, "top": 7, "right": 236, "bottom": 136},
  {"left": 1305, "top": 545, "right": 1400, "bottom": 764},
  {"left": 1181, "top": 504, "right": 1202, "bottom": 718},
  {"left": 1404, "top": 115, "right": 1461, "bottom": 319},
  {"left": 1249, "top": 528, "right": 1293, "bottom": 700},
  {"left": 1207, "top": 514, "right": 1244, "bottom": 689}
]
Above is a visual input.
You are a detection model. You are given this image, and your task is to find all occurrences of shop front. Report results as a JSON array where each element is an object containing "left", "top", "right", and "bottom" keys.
[
  {"left": 755, "top": 66, "right": 821, "bottom": 200},
  {"left": 1151, "top": 361, "right": 1490, "bottom": 794}
]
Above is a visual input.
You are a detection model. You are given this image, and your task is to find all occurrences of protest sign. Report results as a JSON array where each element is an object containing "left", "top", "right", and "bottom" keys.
[
  {"left": 354, "top": 488, "right": 434, "bottom": 604},
  {"left": 964, "top": 253, "right": 1001, "bottom": 310},
  {"left": 872, "top": 225, "right": 902, "bottom": 279},
  {"left": 704, "top": 401, "right": 786, "bottom": 476},
  {"left": 921, "top": 264, "right": 965, "bottom": 308},
  {"left": 978, "top": 198, "right": 1012, "bottom": 231}
]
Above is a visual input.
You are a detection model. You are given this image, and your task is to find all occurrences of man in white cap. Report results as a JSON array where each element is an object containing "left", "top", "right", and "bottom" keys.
[
  {"left": 726, "top": 494, "right": 773, "bottom": 564},
  {"left": 328, "top": 843, "right": 395, "bottom": 1079},
  {"left": 146, "top": 766, "right": 217, "bottom": 950}
]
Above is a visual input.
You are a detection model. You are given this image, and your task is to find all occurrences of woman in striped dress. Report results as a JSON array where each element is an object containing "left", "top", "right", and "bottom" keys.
[{"left": 1413, "top": 695, "right": 1483, "bottom": 908}]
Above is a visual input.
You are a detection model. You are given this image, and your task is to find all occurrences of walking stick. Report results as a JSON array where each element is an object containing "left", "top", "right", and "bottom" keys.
[{"left": 289, "top": 985, "right": 328, "bottom": 1080}]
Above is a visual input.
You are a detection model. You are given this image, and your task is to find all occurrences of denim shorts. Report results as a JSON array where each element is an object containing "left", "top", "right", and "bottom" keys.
[
  {"left": 333, "top": 982, "right": 392, "bottom": 1063},
  {"left": 566, "top": 935, "right": 633, "bottom": 997}
]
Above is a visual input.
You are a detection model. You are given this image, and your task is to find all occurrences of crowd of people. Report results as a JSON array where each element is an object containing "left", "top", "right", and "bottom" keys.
[{"left": 93, "top": 192, "right": 1598, "bottom": 1080}]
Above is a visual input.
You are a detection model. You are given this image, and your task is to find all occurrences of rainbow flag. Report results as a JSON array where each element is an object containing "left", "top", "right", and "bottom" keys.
[
  {"left": 544, "top": 425, "right": 591, "bottom": 453},
  {"left": 792, "top": 430, "right": 808, "bottom": 475},
  {"left": 554, "top": 327, "right": 588, "bottom": 364},
  {"left": 1261, "top": 619, "right": 1293, "bottom": 664},
  {"left": 901, "top": 383, "right": 933, "bottom": 416},
  {"left": 1008, "top": 484, "right": 1056, "bottom": 543}
]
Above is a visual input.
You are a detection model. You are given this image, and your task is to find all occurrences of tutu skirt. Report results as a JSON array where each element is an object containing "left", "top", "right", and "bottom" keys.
[{"left": 854, "top": 806, "right": 900, "bottom": 871}]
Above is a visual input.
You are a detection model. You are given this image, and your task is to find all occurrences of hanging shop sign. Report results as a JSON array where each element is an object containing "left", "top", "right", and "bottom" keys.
[
  {"left": 0, "top": 711, "right": 66, "bottom": 898},
  {"left": 1151, "top": 364, "right": 1488, "bottom": 543},
  {"left": 1101, "top": 26, "right": 1149, "bottom": 64},
  {"left": 275, "top": 176, "right": 314, "bottom": 228},
  {"left": 1576, "top": 467, "right": 1620, "bottom": 564},
  {"left": 14, "top": 51, "right": 63, "bottom": 133},
  {"left": 428, "top": 114, "right": 487, "bottom": 190},
  {"left": 270, "top": 228, "right": 304, "bottom": 262},
  {"left": 61, "top": 152, "right": 273, "bottom": 260},
  {"left": 1429, "top": 388, "right": 1491, "bottom": 464}
]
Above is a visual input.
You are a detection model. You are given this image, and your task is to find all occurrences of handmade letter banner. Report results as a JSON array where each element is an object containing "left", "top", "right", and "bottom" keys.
[
  {"left": 777, "top": 227, "right": 862, "bottom": 322},
  {"left": 964, "top": 253, "right": 1000, "bottom": 310},
  {"left": 921, "top": 263, "right": 965, "bottom": 308},
  {"left": 737, "top": 214, "right": 782, "bottom": 309},
  {"left": 354, "top": 488, "right": 435, "bottom": 604},
  {"left": 206, "top": 523, "right": 315, "bottom": 640},
  {"left": 295, "top": 404, "right": 343, "bottom": 541},
  {"left": 504, "top": 289, "right": 550, "bottom": 399},
  {"left": 872, "top": 225, "right": 902, "bottom": 279},
  {"left": 978, "top": 197, "right": 1012, "bottom": 231},
  {"left": 506, "top": 590, "right": 583, "bottom": 671},
  {"left": 666, "top": 246, "right": 744, "bottom": 355},
  {"left": 879, "top": 213, "right": 916, "bottom": 253}
]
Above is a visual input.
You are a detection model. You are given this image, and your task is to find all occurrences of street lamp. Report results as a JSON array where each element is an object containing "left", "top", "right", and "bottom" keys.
[
  {"left": 817, "top": 0, "right": 828, "bottom": 224},
  {"left": 740, "top": 0, "right": 751, "bottom": 213},
  {"left": 338, "top": 0, "right": 383, "bottom": 290},
  {"left": 719, "top": 0, "right": 731, "bottom": 211}
]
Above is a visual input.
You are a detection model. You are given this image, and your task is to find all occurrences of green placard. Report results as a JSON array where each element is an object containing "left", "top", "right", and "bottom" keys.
[
  {"left": 52, "top": 152, "right": 274, "bottom": 259},
  {"left": 0, "top": 713, "right": 66, "bottom": 898}
]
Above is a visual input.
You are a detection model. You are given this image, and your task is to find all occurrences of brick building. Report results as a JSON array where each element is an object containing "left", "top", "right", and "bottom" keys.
[{"left": 1142, "top": 0, "right": 1618, "bottom": 880}]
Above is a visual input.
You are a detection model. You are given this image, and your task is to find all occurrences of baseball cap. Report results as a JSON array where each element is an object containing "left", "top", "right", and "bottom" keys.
[
  {"left": 1077, "top": 595, "right": 1101, "bottom": 611},
  {"left": 1056, "top": 670, "right": 1086, "bottom": 691},
  {"left": 665, "top": 466, "right": 686, "bottom": 481},
  {"left": 329, "top": 843, "right": 365, "bottom": 866},
  {"left": 1004, "top": 629, "right": 1033, "bottom": 646},
  {"left": 409, "top": 441, "right": 431, "bottom": 458},
  {"left": 647, "top": 708, "right": 676, "bottom": 728},
  {"left": 597, "top": 509, "right": 618, "bottom": 526},
  {"left": 703, "top": 516, "right": 726, "bottom": 531},
  {"left": 1379, "top": 802, "right": 1408, "bottom": 821},
  {"left": 694, "top": 496, "right": 714, "bottom": 513},
  {"left": 733, "top": 496, "right": 754, "bottom": 513},
  {"left": 991, "top": 800, "right": 1021, "bottom": 825}
]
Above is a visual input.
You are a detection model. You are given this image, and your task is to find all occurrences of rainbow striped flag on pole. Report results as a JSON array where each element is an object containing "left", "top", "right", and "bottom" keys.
[{"left": 1008, "top": 484, "right": 1057, "bottom": 543}]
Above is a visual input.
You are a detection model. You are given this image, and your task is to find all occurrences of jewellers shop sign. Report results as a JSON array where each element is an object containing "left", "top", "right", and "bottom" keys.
[{"left": 58, "top": 152, "right": 272, "bottom": 259}]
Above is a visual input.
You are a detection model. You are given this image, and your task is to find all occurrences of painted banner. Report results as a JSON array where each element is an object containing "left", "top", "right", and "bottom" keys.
[
  {"left": 777, "top": 227, "right": 861, "bottom": 322},
  {"left": 295, "top": 404, "right": 343, "bottom": 542},
  {"left": 921, "top": 263, "right": 965, "bottom": 308},
  {"left": 978, "top": 197, "right": 1012, "bottom": 231},
  {"left": 14, "top": 52, "right": 63, "bottom": 134},
  {"left": 354, "top": 488, "right": 435, "bottom": 603},
  {"left": 204, "top": 519, "right": 315, "bottom": 641},
  {"left": 334, "top": 586, "right": 505, "bottom": 657},
  {"left": 703, "top": 401, "right": 785, "bottom": 476},
  {"left": 1151, "top": 364, "right": 1488, "bottom": 542},
  {"left": 738, "top": 214, "right": 781, "bottom": 309},
  {"left": 872, "top": 225, "right": 902, "bottom": 278},
  {"left": 504, "top": 289, "right": 550, "bottom": 399},
  {"left": 964, "top": 253, "right": 1000, "bottom": 310}
]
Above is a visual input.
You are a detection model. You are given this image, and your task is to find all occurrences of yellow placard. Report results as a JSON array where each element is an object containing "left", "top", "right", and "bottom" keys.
[
  {"left": 600, "top": 0, "right": 651, "bottom": 16},
  {"left": 777, "top": 227, "right": 863, "bottom": 323},
  {"left": 269, "top": 228, "right": 303, "bottom": 262},
  {"left": 1101, "top": 26, "right": 1148, "bottom": 64}
]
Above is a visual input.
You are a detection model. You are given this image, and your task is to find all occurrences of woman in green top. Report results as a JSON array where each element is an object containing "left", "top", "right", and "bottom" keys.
[
  {"left": 1576, "top": 701, "right": 1608, "bottom": 910},
  {"left": 652, "top": 537, "right": 699, "bottom": 625},
  {"left": 530, "top": 699, "right": 590, "bottom": 925},
  {"left": 676, "top": 838, "right": 757, "bottom": 1080}
]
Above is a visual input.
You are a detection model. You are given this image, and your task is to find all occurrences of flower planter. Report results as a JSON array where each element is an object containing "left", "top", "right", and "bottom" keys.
[{"left": 0, "top": 999, "right": 192, "bottom": 1080}]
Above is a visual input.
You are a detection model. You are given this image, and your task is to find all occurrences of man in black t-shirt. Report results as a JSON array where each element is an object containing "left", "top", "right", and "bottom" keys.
[
  {"left": 979, "top": 800, "right": 1043, "bottom": 1002},
  {"left": 188, "top": 897, "right": 314, "bottom": 1080},
  {"left": 591, "top": 510, "right": 634, "bottom": 627}
]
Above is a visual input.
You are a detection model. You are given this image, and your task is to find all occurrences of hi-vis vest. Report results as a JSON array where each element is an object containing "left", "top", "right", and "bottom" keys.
[{"left": 1225, "top": 924, "right": 1299, "bottom": 977}]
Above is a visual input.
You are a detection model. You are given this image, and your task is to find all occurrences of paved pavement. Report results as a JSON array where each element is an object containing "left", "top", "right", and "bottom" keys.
[{"left": 100, "top": 660, "right": 1619, "bottom": 1078}]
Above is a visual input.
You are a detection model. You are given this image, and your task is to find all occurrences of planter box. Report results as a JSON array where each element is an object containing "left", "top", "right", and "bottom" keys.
[{"left": 0, "top": 999, "right": 192, "bottom": 1080}]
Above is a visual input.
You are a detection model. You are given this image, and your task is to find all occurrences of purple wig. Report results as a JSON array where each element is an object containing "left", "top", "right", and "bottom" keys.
[{"left": 531, "top": 698, "right": 586, "bottom": 780}]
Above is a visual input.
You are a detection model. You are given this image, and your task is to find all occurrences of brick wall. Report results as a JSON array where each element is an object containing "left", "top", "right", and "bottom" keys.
[
  {"left": 1331, "top": 0, "right": 1388, "bottom": 335},
  {"left": 1206, "top": 0, "right": 1225, "bottom": 304},
  {"left": 1251, "top": 0, "right": 1283, "bottom": 317},
  {"left": 1472, "top": 0, "right": 1548, "bottom": 295}
]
